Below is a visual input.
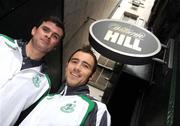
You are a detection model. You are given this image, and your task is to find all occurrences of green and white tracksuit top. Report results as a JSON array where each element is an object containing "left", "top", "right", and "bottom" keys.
[
  {"left": 19, "top": 94, "right": 111, "bottom": 126},
  {"left": 20, "top": 85, "right": 111, "bottom": 126},
  {"left": 0, "top": 34, "right": 51, "bottom": 126},
  {"left": 57, "top": 84, "right": 111, "bottom": 126}
]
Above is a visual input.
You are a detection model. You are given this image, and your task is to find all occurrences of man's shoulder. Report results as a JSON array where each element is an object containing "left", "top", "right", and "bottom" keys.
[
  {"left": 94, "top": 100, "right": 108, "bottom": 109},
  {"left": 84, "top": 95, "right": 108, "bottom": 110},
  {"left": 0, "top": 34, "right": 18, "bottom": 49},
  {"left": 0, "top": 34, "right": 15, "bottom": 43}
]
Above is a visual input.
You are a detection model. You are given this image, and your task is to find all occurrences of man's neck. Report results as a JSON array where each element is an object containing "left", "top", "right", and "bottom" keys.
[
  {"left": 26, "top": 41, "right": 45, "bottom": 61},
  {"left": 62, "top": 83, "right": 90, "bottom": 95}
]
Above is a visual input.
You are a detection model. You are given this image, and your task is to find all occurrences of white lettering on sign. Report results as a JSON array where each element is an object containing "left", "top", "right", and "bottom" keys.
[{"left": 104, "top": 30, "right": 142, "bottom": 51}]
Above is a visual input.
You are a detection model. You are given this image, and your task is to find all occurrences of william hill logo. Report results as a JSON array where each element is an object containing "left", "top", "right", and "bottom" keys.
[
  {"left": 89, "top": 19, "right": 161, "bottom": 65},
  {"left": 104, "top": 25, "right": 145, "bottom": 52}
]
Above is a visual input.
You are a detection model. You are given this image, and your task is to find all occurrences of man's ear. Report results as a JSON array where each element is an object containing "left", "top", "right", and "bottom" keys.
[
  {"left": 89, "top": 77, "right": 92, "bottom": 81},
  {"left": 65, "top": 62, "right": 68, "bottom": 71},
  {"left": 88, "top": 73, "right": 94, "bottom": 81},
  {"left": 65, "top": 62, "right": 68, "bottom": 67},
  {"left": 31, "top": 26, "right": 37, "bottom": 36}
]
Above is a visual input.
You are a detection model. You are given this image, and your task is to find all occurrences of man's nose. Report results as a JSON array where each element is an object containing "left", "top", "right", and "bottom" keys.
[
  {"left": 74, "top": 63, "right": 81, "bottom": 71},
  {"left": 46, "top": 33, "right": 52, "bottom": 39}
]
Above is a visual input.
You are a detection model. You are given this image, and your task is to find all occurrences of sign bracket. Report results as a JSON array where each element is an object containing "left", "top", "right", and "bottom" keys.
[{"left": 152, "top": 39, "right": 174, "bottom": 69}]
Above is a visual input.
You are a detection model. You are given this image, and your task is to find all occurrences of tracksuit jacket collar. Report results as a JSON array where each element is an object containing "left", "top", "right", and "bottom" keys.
[{"left": 59, "top": 83, "right": 90, "bottom": 96}]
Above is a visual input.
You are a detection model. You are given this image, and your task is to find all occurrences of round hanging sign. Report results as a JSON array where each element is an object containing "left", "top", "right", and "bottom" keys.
[{"left": 89, "top": 19, "right": 161, "bottom": 65}]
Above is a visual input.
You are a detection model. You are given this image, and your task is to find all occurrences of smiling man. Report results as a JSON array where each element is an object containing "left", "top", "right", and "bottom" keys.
[
  {"left": 19, "top": 45, "right": 111, "bottom": 126},
  {"left": 0, "top": 16, "right": 65, "bottom": 126},
  {"left": 65, "top": 48, "right": 95, "bottom": 87}
]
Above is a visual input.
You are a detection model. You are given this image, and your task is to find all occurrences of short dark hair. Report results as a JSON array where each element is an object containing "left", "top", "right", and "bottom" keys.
[
  {"left": 37, "top": 16, "right": 65, "bottom": 40},
  {"left": 68, "top": 45, "right": 97, "bottom": 76}
]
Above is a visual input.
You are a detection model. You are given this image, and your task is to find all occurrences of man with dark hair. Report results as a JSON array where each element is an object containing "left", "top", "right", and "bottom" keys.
[
  {"left": 0, "top": 16, "right": 65, "bottom": 126},
  {"left": 19, "top": 45, "right": 111, "bottom": 126}
]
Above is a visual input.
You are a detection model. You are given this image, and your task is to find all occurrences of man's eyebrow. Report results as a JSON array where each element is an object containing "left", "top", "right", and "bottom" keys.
[
  {"left": 81, "top": 60, "right": 93, "bottom": 69},
  {"left": 70, "top": 57, "right": 79, "bottom": 61},
  {"left": 42, "top": 25, "right": 62, "bottom": 38},
  {"left": 70, "top": 58, "right": 92, "bottom": 68},
  {"left": 53, "top": 32, "right": 61, "bottom": 38}
]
